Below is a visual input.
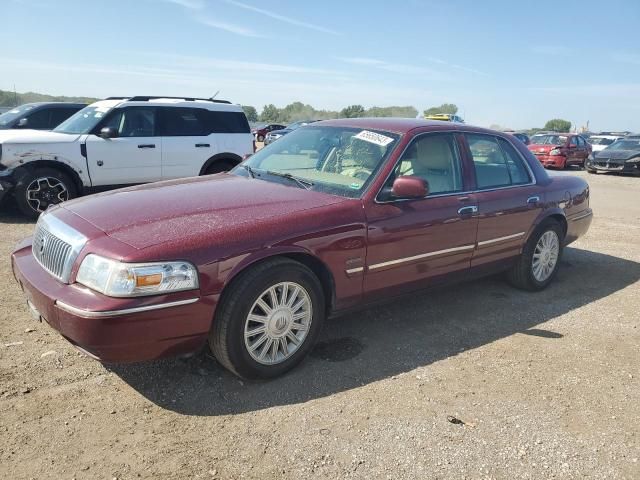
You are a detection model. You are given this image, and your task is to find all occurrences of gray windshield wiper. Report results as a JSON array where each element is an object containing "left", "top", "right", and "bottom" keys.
[
  {"left": 241, "top": 164, "right": 256, "bottom": 178},
  {"left": 265, "top": 170, "right": 314, "bottom": 189}
]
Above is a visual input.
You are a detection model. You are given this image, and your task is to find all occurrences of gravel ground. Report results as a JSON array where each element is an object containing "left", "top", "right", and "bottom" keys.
[{"left": 0, "top": 170, "right": 638, "bottom": 480}]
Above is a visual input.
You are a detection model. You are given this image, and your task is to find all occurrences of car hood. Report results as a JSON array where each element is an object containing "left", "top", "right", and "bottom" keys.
[
  {"left": 594, "top": 149, "right": 640, "bottom": 160},
  {"left": 0, "top": 129, "right": 81, "bottom": 144},
  {"left": 61, "top": 173, "right": 347, "bottom": 249}
]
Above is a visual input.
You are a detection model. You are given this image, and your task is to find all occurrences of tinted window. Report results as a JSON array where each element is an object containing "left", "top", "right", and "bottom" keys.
[
  {"left": 391, "top": 133, "right": 463, "bottom": 195},
  {"left": 205, "top": 111, "right": 250, "bottom": 134},
  {"left": 159, "top": 107, "right": 207, "bottom": 136},
  {"left": 50, "top": 108, "right": 81, "bottom": 128},
  {"left": 102, "top": 107, "right": 156, "bottom": 137},
  {"left": 497, "top": 138, "right": 531, "bottom": 185},
  {"left": 570, "top": 136, "right": 578, "bottom": 146},
  {"left": 24, "top": 108, "right": 51, "bottom": 129},
  {"left": 467, "top": 134, "right": 530, "bottom": 189}
]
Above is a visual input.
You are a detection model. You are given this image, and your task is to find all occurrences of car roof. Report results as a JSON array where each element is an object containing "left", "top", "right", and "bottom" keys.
[
  {"left": 315, "top": 117, "right": 498, "bottom": 135},
  {"left": 89, "top": 97, "right": 243, "bottom": 112}
]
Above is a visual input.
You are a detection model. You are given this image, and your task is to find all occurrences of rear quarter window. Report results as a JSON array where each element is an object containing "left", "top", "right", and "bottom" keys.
[{"left": 205, "top": 111, "right": 250, "bottom": 134}]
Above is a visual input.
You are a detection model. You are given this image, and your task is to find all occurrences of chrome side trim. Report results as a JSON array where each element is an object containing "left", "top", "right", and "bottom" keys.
[
  {"left": 345, "top": 267, "right": 364, "bottom": 274},
  {"left": 368, "top": 244, "right": 475, "bottom": 270},
  {"left": 477, "top": 231, "right": 526, "bottom": 247},
  {"left": 56, "top": 298, "right": 199, "bottom": 318},
  {"left": 570, "top": 210, "right": 593, "bottom": 222}
]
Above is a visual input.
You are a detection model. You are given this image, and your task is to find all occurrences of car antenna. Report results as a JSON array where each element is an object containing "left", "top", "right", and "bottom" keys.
[{"left": 210, "top": 90, "right": 220, "bottom": 100}]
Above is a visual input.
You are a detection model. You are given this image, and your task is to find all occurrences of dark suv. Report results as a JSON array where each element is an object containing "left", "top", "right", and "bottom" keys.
[{"left": 0, "top": 103, "right": 86, "bottom": 130}]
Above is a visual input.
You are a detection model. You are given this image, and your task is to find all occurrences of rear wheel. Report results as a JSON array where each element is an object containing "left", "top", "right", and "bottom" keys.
[
  {"left": 15, "top": 167, "right": 77, "bottom": 219},
  {"left": 506, "top": 220, "right": 564, "bottom": 291},
  {"left": 209, "top": 258, "right": 325, "bottom": 379}
]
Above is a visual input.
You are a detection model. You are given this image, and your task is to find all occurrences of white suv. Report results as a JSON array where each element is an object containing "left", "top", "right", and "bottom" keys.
[{"left": 0, "top": 96, "right": 254, "bottom": 217}]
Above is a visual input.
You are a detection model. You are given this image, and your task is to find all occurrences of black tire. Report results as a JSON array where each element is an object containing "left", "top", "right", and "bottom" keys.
[
  {"left": 257, "top": 134, "right": 265, "bottom": 142},
  {"left": 14, "top": 167, "right": 77, "bottom": 219},
  {"left": 506, "top": 220, "right": 564, "bottom": 291},
  {"left": 204, "top": 161, "right": 234, "bottom": 175},
  {"left": 587, "top": 168, "right": 597, "bottom": 174},
  {"left": 210, "top": 258, "right": 325, "bottom": 379}
]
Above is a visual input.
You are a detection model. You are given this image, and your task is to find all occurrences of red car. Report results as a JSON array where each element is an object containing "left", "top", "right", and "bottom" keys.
[
  {"left": 528, "top": 133, "right": 591, "bottom": 169},
  {"left": 251, "top": 123, "right": 286, "bottom": 142},
  {"left": 12, "top": 119, "right": 592, "bottom": 379}
]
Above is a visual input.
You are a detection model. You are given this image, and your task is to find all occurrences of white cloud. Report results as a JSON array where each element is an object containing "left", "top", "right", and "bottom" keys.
[
  {"left": 224, "top": 0, "right": 340, "bottom": 35},
  {"left": 161, "top": 0, "right": 205, "bottom": 9},
  {"left": 336, "top": 56, "right": 446, "bottom": 77},
  {"left": 195, "top": 16, "right": 263, "bottom": 37}
]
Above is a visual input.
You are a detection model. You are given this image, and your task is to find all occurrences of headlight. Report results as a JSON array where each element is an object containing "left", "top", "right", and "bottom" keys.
[
  {"left": 76, "top": 254, "right": 198, "bottom": 297},
  {"left": 549, "top": 148, "right": 562, "bottom": 156}
]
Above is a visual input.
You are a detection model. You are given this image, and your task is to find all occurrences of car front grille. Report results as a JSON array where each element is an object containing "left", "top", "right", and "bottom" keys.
[{"left": 31, "top": 213, "right": 87, "bottom": 283}]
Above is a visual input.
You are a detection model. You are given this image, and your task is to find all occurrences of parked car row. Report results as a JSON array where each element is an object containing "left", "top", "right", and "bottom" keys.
[
  {"left": 11, "top": 118, "right": 592, "bottom": 379},
  {"left": 0, "top": 96, "right": 255, "bottom": 217},
  {"left": 527, "top": 133, "right": 591, "bottom": 169},
  {"left": 264, "top": 120, "right": 319, "bottom": 145}
]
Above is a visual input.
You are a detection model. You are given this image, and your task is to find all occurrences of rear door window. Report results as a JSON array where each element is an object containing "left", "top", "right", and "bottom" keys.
[
  {"left": 159, "top": 107, "right": 207, "bottom": 136},
  {"left": 467, "top": 134, "right": 531, "bottom": 189}
]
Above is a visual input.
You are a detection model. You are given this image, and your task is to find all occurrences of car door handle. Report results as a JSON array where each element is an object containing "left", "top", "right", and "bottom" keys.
[
  {"left": 457, "top": 205, "right": 478, "bottom": 216},
  {"left": 138, "top": 144, "right": 155, "bottom": 149},
  {"left": 97, "top": 160, "right": 103, "bottom": 167},
  {"left": 195, "top": 143, "right": 210, "bottom": 148},
  {"left": 527, "top": 196, "right": 540, "bottom": 205}
]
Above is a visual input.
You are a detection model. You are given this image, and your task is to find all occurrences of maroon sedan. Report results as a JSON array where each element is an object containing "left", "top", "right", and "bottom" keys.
[
  {"left": 12, "top": 119, "right": 592, "bottom": 379},
  {"left": 251, "top": 123, "right": 286, "bottom": 142},
  {"left": 528, "top": 133, "right": 591, "bottom": 169}
]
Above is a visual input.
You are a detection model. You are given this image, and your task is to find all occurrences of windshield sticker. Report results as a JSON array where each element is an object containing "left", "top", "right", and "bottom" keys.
[
  {"left": 95, "top": 112, "right": 104, "bottom": 118},
  {"left": 354, "top": 130, "right": 394, "bottom": 147},
  {"left": 349, "top": 182, "right": 362, "bottom": 189}
]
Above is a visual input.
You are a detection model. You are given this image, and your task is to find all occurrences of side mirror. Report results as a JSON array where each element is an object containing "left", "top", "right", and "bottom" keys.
[
  {"left": 17, "top": 118, "right": 28, "bottom": 128},
  {"left": 391, "top": 175, "right": 428, "bottom": 199},
  {"left": 99, "top": 127, "right": 118, "bottom": 139}
]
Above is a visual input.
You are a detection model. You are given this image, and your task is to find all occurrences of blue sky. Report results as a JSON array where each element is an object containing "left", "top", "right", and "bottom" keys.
[{"left": 2, "top": 0, "right": 640, "bottom": 131}]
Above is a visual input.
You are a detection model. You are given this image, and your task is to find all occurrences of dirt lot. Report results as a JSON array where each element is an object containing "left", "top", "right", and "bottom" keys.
[{"left": 1, "top": 170, "right": 638, "bottom": 480}]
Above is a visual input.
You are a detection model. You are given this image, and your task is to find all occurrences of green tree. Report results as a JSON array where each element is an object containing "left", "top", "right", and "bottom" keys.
[
  {"left": 242, "top": 105, "right": 258, "bottom": 123},
  {"left": 423, "top": 103, "right": 458, "bottom": 116},
  {"left": 260, "top": 104, "right": 280, "bottom": 122},
  {"left": 340, "top": 104, "right": 365, "bottom": 118},
  {"left": 365, "top": 106, "right": 418, "bottom": 118},
  {"left": 543, "top": 118, "right": 572, "bottom": 132}
]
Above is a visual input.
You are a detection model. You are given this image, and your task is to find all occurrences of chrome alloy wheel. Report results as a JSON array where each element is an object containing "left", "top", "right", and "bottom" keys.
[
  {"left": 26, "top": 177, "right": 69, "bottom": 212},
  {"left": 532, "top": 230, "right": 560, "bottom": 282},
  {"left": 244, "top": 281, "right": 312, "bottom": 365}
]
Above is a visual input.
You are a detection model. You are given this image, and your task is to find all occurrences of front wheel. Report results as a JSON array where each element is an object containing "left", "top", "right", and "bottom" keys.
[
  {"left": 506, "top": 221, "right": 564, "bottom": 291},
  {"left": 204, "top": 161, "right": 234, "bottom": 175},
  {"left": 210, "top": 258, "right": 325, "bottom": 379},
  {"left": 15, "top": 167, "right": 77, "bottom": 219}
]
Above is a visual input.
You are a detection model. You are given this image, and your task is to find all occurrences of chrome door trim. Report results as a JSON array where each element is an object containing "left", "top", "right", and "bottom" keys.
[
  {"left": 345, "top": 267, "right": 364, "bottom": 274},
  {"left": 477, "top": 231, "right": 526, "bottom": 247},
  {"left": 368, "top": 244, "right": 475, "bottom": 271},
  {"left": 56, "top": 298, "right": 199, "bottom": 318}
]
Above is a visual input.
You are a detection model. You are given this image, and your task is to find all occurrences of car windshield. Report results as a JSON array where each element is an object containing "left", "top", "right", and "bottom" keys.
[
  {"left": 53, "top": 105, "right": 112, "bottom": 134},
  {"left": 589, "top": 137, "right": 615, "bottom": 145},
  {"left": 605, "top": 139, "right": 640, "bottom": 151},
  {"left": 0, "top": 104, "right": 37, "bottom": 126},
  {"left": 531, "top": 134, "right": 567, "bottom": 145},
  {"left": 237, "top": 125, "right": 400, "bottom": 198}
]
